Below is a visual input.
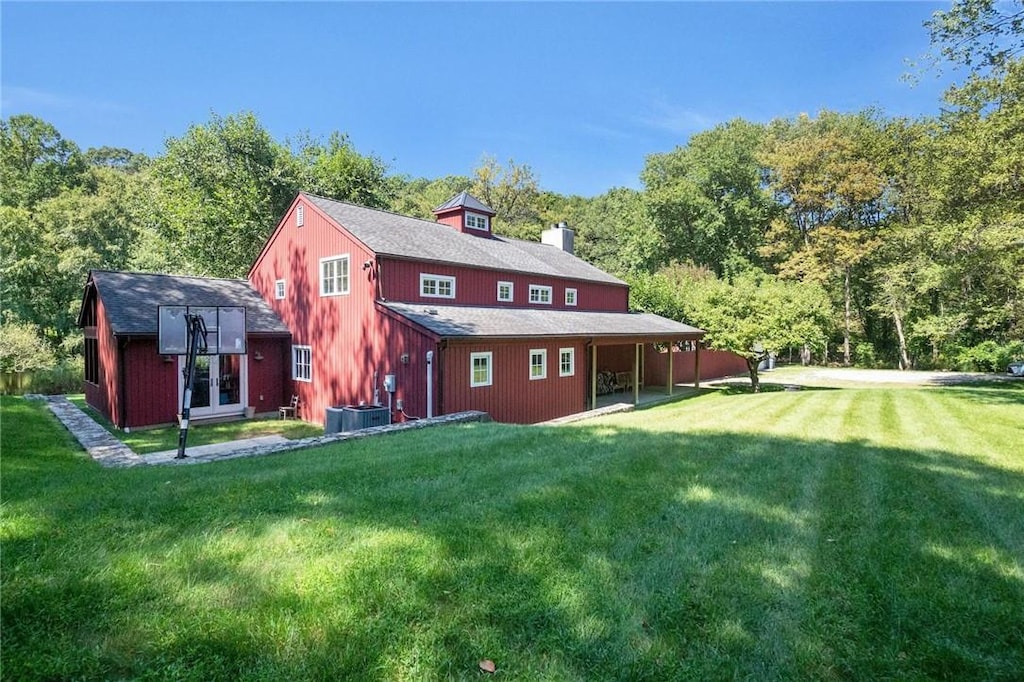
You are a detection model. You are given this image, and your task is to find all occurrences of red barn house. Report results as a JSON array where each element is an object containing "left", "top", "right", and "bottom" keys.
[
  {"left": 81, "top": 192, "right": 747, "bottom": 428},
  {"left": 247, "top": 191, "right": 719, "bottom": 426}
]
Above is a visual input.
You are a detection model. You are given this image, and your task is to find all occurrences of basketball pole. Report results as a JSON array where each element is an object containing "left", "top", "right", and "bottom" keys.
[{"left": 176, "top": 314, "right": 208, "bottom": 459}]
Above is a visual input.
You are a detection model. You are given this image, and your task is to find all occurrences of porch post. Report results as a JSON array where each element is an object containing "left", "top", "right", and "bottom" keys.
[
  {"left": 667, "top": 343, "right": 674, "bottom": 396},
  {"left": 694, "top": 340, "right": 702, "bottom": 389},
  {"left": 634, "top": 343, "right": 640, "bottom": 405},
  {"left": 591, "top": 344, "right": 598, "bottom": 409}
]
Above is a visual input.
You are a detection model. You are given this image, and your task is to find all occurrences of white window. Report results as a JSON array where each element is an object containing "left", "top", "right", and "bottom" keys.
[
  {"left": 559, "top": 348, "right": 575, "bottom": 377},
  {"left": 296, "top": 204, "right": 304, "bottom": 227},
  {"left": 529, "top": 284, "right": 553, "bottom": 305},
  {"left": 292, "top": 345, "right": 312, "bottom": 382},
  {"left": 320, "top": 255, "right": 350, "bottom": 296},
  {"left": 565, "top": 288, "right": 577, "bottom": 306},
  {"left": 470, "top": 352, "right": 492, "bottom": 387},
  {"left": 421, "top": 273, "right": 456, "bottom": 299},
  {"left": 497, "top": 281, "right": 513, "bottom": 302},
  {"left": 465, "top": 212, "right": 489, "bottom": 231},
  {"left": 530, "top": 349, "right": 547, "bottom": 380},
  {"left": 275, "top": 279, "right": 286, "bottom": 300}
]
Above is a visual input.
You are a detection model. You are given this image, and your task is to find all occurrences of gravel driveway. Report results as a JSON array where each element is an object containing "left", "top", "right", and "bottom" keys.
[{"left": 768, "top": 367, "right": 1005, "bottom": 387}]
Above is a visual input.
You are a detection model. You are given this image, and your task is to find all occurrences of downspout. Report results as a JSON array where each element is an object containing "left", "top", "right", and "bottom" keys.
[{"left": 437, "top": 340, "right": 446, "bottom": 417}]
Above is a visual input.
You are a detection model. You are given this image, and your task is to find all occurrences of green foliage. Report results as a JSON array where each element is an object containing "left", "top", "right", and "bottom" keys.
[
  {"left": 153, "top": 112, "right": 299, "bottom": 278},
  {"left": 0, "top": 321, "right": 56, "bottom": 373},
  {"left": 471, "top": 155, "right": 543, "bottom": 239},
  {"left": 954, "top": 339, "right": 1024, "bottom": 371},
  {"left": 290, "top": 131, "right": 392, "bottom": 209},
  {"left": 642, "top": 119, "right": 775, "bottom": 274},
  {"left": 923, "top": 0, "right": 1024, "bottom": 76},
  {"left": 0, "top": 114, "right": 88, "bottom": 208},
  {"left": 631, "top": 265, "right": 833, "bottom": 391}
]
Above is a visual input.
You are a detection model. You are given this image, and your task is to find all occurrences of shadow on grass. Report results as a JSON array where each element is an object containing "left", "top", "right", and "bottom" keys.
[
  {"left": 2, "top": 397, "right": 1022, "bottom": 680},
  {"left": 713, "top": 382, "right": 841, "bottom": 396},
  {"left": 934, "top": 380, "right": 1024, "bottom": 407}
]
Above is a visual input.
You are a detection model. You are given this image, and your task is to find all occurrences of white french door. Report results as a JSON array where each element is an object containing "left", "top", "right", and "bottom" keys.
[{"left": 178, "top": 354, "right": 247, "bottom": 417}]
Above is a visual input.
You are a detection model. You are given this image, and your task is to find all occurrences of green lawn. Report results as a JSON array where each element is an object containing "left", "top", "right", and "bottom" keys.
[
  {"left": 2, "top": 382, "right": 1022, "bottom": 680},
  {"left": 66, "top": 394, "right": 322, "bottom": 454}
]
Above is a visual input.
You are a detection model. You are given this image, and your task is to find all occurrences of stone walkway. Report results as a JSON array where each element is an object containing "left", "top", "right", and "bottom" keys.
[
  {"left": 29, "top": 395, "right": 146, "bottom": 467},
  {"left": 32, "top": 394, "right": 489, "bottom": 469}
]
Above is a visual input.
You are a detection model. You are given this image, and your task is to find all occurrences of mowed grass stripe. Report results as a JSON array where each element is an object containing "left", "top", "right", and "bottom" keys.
[{"left": 4, "top": 386, "right": 1023, "bottom": 681}]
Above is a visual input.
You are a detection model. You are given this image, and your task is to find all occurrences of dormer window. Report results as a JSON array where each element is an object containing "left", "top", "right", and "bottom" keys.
[{"left": 465, "top": 212, "right": 489, "bottom": 231}]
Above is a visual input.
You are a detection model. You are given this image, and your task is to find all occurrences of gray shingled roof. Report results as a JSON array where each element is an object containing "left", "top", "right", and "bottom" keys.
[
  {"left": 87, "top": 270, "right": 289, "bottom": 336},
  {"left": 433, "top": 191, "right": 496, "bottom": 215},
  {"left": 383, "top": 302, "right": 704, "bottom": 340},
  {"left": 303, "top": 193, "right": 625, "bottom": 286}
]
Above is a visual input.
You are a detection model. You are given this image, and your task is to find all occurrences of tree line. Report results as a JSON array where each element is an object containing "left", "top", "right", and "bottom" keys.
[{"left": 2, "top": 0, "right": 1021, "bottom": 386}]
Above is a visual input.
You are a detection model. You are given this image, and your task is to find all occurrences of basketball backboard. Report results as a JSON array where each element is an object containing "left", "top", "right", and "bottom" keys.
[{"left": 158, "top": 305, "right": 246, "bottom": 355}]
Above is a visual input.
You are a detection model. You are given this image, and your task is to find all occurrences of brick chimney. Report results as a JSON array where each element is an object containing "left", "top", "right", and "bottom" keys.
[{"left": 433, "top": 191, "right": 497, "bottom": 236}]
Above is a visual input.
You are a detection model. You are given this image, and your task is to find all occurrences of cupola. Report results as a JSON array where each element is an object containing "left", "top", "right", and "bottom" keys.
[{"left": 433, "top": 191, "right": 497, "bottom": 236}]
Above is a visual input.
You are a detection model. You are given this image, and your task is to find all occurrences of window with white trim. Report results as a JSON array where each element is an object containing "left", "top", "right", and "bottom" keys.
[
  {"left": 275, "top": 279, "right": 286, "bottom": 300},
  {"left": 565, "top": 288, "right": 577, "bottom": 306},
  {"left": 497, "top": 281, "right": 513, "bottom": 302},
  {"left": 559, "top": 348, "right": 575, "bottom": 377},
  {"left": 296, "top": 204, "right": 305, "bottom": 227},
  {"left": 465, "top": 212, "right": 489, "bottom": 231},
  {"left": 530, "top": 349, "right": 547, "bottom": 380},
  {"left": 421, "top": 273, "right": 455, "bottom": 299},
  {"left": 529, "top": 284, "right": 552, "bottom": 305},
  {"left": 320, "top": 255, "right": 350, "bottom": 296},
  {"left": 292, "top": 345, "right": 312, "bottom": 382},
  {"left": 470, "top": 352, "right": 492, "bottom": 387}
]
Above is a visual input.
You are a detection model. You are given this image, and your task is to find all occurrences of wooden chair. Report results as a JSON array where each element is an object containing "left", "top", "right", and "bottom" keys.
[
  {"left": 615, "top": 371, "right": 633, "bottom": 393},
  {"left": 279, "top": 395, "right": 299, "bottom": 420}
]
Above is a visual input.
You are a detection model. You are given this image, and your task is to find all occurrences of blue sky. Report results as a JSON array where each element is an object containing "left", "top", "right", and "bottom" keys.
[{"left": 2, "top": 2, "right": 958, "bottom": 197}]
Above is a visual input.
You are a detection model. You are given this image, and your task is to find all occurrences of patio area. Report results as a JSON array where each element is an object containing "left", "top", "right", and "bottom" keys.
[{"left": 594, "top": 384, "right": 704, "bottom": 410}]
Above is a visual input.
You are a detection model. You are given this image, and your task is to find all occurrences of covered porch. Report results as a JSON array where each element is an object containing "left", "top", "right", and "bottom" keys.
[{"left": 586, "top": 338, "right": 705, "bottom": 411}]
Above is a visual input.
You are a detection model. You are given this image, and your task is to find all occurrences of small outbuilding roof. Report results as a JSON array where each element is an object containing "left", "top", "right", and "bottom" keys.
[
  {"left": 82, "top": 270, "right": 290, "bottom": 336},
  {"left": 383, "top": 302, "right": 704, "bottom": 341},
  {"left": 302, "top": 193, "right": 625, "bottom": 286}
]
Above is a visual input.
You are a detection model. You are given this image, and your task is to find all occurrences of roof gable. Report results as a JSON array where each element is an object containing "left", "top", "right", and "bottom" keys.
[
  {"left": 303, "top": 193, "right": 625, "bottom": 286},
  {"left": 84, "top": 270, "right": 289, "bottom": 336}
]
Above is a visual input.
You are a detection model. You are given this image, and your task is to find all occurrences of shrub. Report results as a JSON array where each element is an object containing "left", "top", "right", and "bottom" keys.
[
  {"left": 0, "top": 321, "right": 55, "bottom": 374},
  {"left": 32, "top": 358, "right": 84, "bottom": 394},
  {"left": 955, "top": 340, "right": 1024, "bottom": 372},
  {"left": 853, "top": 341, "right": 877, "bottom": 368}
]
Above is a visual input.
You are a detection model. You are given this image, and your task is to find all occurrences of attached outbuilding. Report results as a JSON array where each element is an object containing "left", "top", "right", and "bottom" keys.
[{"left": 78, "top": 270, "right": 291, "bottom": 430}]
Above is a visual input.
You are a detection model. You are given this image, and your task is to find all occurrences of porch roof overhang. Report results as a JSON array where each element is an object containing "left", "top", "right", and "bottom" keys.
[{"left": 382, "top": 302, "right": 704, "bottom": 345}]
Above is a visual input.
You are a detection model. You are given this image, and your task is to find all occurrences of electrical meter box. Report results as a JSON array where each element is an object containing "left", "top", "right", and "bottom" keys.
[{"left": 383, "top": 374, "right": 396, "bottom": 392}]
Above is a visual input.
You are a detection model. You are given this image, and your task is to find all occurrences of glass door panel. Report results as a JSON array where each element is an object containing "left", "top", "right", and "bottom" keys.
[
  {"left": 218, "top": 354, "right": 241, "bottom": 408},
  {"left": 191, "top": 356, "right": 212, "bottom": 410}
]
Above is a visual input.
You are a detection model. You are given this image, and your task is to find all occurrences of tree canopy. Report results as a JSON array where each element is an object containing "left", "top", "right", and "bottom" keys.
[{"left": 3, "top": 4, "right": 1022, "bottom": 373}]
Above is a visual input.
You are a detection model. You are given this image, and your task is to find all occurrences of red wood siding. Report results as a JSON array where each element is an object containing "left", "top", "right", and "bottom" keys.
[
  {"left": 249, "top": 198, "right": 399, "bottom": 426},
  {"left": 594, "top": 344, "right": 638, "bottom": 374},
  {"left": 84, "top": 293, "right": 118, "bottom": 425},
  {"left": 381, "top": 258, "right": 628, "bottom": 312},
  {"left": 442, "top": 339, "right": 587, "bottom": 423},
  {"left": 643, "top": 346, "right": 749, "bottom": 385},
  {"left": 124, "top": 339, "right": 179, "bottom": 428},
  {"left": 247, "top": 337, "right": 288, "bottom": 416}
]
